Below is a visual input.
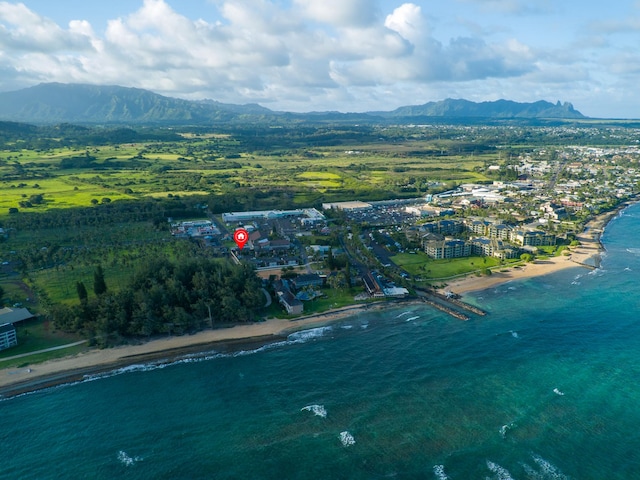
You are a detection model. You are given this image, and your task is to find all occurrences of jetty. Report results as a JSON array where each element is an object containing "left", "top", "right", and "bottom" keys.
[
  {"left": 419, "top": 297, "right": 469, "bottom": 321},
  {"left": 433, "top": 291, "right": 487, "bottom": 316},
  {"left": 413, "top": 288, "right": 471, "bottom": 321}
]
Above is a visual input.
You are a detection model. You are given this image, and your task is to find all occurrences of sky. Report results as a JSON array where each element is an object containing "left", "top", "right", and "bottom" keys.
[{"left": 1, "top": 0, "right": 640, "bottom": 118}]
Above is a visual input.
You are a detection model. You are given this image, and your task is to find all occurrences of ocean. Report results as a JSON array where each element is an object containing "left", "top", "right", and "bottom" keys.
[{"left": 3, "top": 205, "right": 640, "bottom": 479}]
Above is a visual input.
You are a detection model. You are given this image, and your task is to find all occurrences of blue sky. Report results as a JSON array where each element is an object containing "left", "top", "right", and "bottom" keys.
[{"left": 1, "top": 0, "right": 640, "bottom": 117}]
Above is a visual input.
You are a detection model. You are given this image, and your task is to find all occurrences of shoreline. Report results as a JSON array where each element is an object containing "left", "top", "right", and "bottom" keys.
[
  {"left": 0, "top": 201, "right": 633, "bottom": 398},
  {"left": 442, "top": 203, "right": 627, "bottom": 295},
  {"left": 0, "top": 301, "right": 417, "bottom": 398}
]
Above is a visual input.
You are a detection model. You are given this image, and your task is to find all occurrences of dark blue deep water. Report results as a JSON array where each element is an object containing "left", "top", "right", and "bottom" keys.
[{"left": 4, "top": 205, "right": 640, "bottom": 479}]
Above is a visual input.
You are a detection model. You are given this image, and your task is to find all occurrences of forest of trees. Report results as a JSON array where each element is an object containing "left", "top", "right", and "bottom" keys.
[{"left": 51, "top": 258, "right": 265, "bottom": 344}]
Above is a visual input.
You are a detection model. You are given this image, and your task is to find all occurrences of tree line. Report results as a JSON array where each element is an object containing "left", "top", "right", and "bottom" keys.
[{"left": 51, "top": 258, "right": 265, "bottom": 345}]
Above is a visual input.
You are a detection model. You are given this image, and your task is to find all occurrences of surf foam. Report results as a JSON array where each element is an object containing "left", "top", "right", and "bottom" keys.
[
  {"left": 486, "top": 460, "right": 514, "bottom": 480},
  {"left": 117, "top": 450, "right": 142, "bottom": 466},
  {"left": 339, "top": 431, "right": 355, "bottom": 447},
  {"left": 287, "top": 326, "right": 333, "bottom": 343},
  {"left": 301, "top": 405, "right": 327, "bottom": 418},
  {"left": 433, "top": 464, "right": 450, "bottom": 479}
]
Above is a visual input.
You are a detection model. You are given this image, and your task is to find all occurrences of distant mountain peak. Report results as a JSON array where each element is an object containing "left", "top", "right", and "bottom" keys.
[
  {"left": 0, "top": 83, "right": 586, "bottom": 124},
  {"left": 381, "top": 98, "right": 585, "bottom": 119}
]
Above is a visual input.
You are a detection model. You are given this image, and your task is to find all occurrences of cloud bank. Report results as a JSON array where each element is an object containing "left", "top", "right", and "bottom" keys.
[{"left": 0, "top": 0, "right": 637, "bottom": 116}]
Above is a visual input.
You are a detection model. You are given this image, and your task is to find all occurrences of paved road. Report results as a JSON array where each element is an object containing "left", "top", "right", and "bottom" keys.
[{"left": 0, "top": 340, "right": 88, "bottom": 362}]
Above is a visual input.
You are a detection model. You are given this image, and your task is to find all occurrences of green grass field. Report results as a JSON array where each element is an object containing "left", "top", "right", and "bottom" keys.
[{"left": 392, "top": 252, "right": 503, "bottom": 278}]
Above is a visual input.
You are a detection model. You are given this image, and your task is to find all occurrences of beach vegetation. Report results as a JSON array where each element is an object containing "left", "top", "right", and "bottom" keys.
[
  {"left": 520, "top": 253, "right": 534, "bottom": 262},
  {"left": 50, "top": 257, "right": 264, "bottom": 344}
]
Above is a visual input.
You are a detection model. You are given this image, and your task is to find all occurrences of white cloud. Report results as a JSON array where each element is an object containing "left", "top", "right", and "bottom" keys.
[
  {"left": 294, "top": 0, "right": 378, "bottom": 27},
  {"left": 0, "top": 1, "right": 92, "bottom": 51},
  {"left": 0, "top": 0, "right": 620, "bottom": 114}
]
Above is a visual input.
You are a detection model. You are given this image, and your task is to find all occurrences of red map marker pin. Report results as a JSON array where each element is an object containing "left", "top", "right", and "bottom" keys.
[{"left": 233, "top": 228, "right": 249, "bottom": 250}]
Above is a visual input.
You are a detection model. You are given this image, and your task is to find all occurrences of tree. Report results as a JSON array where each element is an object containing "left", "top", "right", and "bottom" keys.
[
  {"left": 93, "top": 265, "right": 107, "bottom": 295},
  {"left": 520, "top": 253, "right": 533, "bottom": 263},
  {"left": 0, "top": 284, "right": 4, "bottom": 303},
  {"left": 76, "top": 281, "right": 88, "bottom": 304}
]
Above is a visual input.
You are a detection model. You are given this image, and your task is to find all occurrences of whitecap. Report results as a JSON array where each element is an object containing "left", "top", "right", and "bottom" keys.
[
  {"left": 341, "top": 325, "right": 354, "bottom": 330},
  {"left": 531, "top": 454, "right": 569, "bottom": 479},
  {"left": 117, "top": 450, "right": 142, "bottom": 466},
  {"left": 588, "top": 267, "right": 606, "bottom": 276},
  {"left": 499, "top": 422, "right": 516, "bottom": 439},
  {"left": 395, "top": 311, "right": 411, "bottom": 318},
  {"left": 405, "top": 316, "right": 420, "bottom": 322},
  {"left": 486, "top": 460, "right": 514, "bottom": 480},
  {"left": 339, "top": 431, "right": 355, "bottom": 447},
  {"left": 301, "top": 404, "right": 327, "bottom": 418},
  {"left": 553, "top": 388, "right": 564, "bottom": 396},
  {"left": 624, "top": 267, "right": 632, "bottom": 271},
  {"left": 433, "top": 465, "right": 450, "bottom": 480},
  {"left": 287, "top": 326, "right": 333, "bottom": 343},
  {"left": 510, "top": 331, "right": 519, "bottom": 339}
]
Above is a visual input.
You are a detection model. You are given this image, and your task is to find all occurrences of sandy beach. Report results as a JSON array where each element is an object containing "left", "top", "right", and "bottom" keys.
[
  {"left": 0, "top": 204, "right": 629, "bottom": 397},
  {"left": 443, "top": 206, "right": 621, "bottom": 295},
  {"left": 0, "top": 302, "right": 406, "bottom": 396}
]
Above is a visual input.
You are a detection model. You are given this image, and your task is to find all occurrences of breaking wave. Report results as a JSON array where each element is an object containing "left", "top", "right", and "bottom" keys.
[
  {"left": 500, "top": 422, "right": 516, "bottom": 439},
  {"left": 486, "top": 460, "right": 514, "bottom": 480},
  {"left": 521, "top": 454, "right": 569, "bottom": 479},
  {"left": 2, "top": 326, "right": 339, "bottom": 400},
  {"left": 433, "top": 464, "right": 449, "bottom": 479},
  {"left": 287, "top": 326, "right": 333, "bottom": 342},
  {"left": 339, "top": 431, "right": 355, "bottom": 447},
  {"left": 117, "top": 450, "right": 142, "bottom": 466},
  {"left": 301, "top": 404, "right": 327, "bottom": 418}
]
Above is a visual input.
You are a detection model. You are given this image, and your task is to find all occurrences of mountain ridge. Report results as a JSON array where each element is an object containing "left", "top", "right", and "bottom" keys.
[{"left": 0, "top": 83, "right": 586, "bottom": 124}]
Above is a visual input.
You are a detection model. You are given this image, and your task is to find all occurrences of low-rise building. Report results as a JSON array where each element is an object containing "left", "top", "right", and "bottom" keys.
[{"left": 292, "top": 274, "right": 323, "bottom": 290}]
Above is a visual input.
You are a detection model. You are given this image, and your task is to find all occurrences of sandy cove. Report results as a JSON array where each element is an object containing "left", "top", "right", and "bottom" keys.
[{"left": 0, "top": 205, "right": 628, "bottom": 397}]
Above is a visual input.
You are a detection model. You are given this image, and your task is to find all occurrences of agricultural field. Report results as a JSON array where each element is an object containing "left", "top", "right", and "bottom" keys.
[{"left": 0, "top": 125, "right": 494, "bottom": 217}]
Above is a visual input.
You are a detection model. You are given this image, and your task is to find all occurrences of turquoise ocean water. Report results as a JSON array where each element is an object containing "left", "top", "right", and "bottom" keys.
[{"left": 4, "top": 205, "right": 640, "bottom": 479}]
